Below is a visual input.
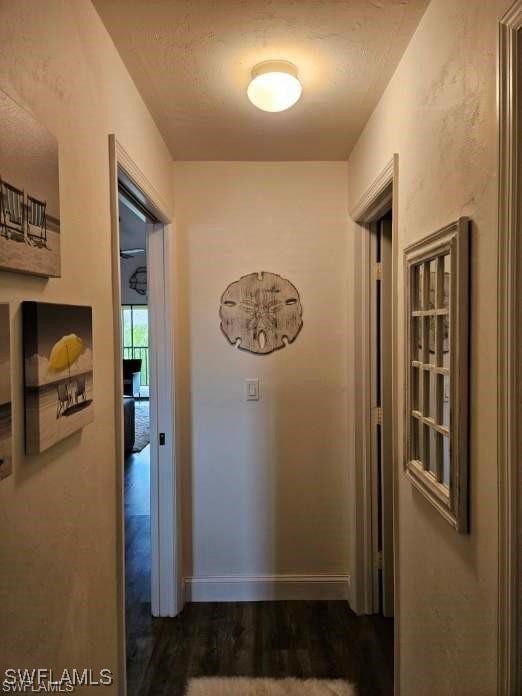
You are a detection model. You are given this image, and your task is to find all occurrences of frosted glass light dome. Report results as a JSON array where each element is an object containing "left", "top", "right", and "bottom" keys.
[{"left": 247, "top": 61, "right": 302, "bottom": 113}]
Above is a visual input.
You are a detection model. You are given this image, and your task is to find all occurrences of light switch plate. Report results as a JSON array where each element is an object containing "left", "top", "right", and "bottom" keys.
[{"left": 246, "top": 378, "right": 260, "bottom": 401}]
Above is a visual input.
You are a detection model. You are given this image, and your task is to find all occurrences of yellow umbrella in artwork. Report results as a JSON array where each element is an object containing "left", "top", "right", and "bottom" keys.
[{"left": 48, "top": 334, "right": 84, "bottom": 375}]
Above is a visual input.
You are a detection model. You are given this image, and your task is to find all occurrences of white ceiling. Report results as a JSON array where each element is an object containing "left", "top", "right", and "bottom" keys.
[{"left": 94, "top": 0, "right": 429, "bottom": 161}]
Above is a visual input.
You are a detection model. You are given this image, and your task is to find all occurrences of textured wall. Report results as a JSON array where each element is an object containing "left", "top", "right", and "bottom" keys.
[
  {"left": 0, "top": 1, "right": 173, "bottom": 688},
  {"left": 174, "top": 162, "right": 351, "bottom": 589},
  {"left": 347, "top": 0, "right": 511, "bottom": 693}
]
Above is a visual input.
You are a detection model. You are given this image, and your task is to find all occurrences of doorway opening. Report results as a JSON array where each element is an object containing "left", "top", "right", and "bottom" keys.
[
  {"left": 122, "top": 305, "right": 150, "bottom": 396},
  {"left": 118, "top": 183, "right": 154, "bottom": 682},
  {"left": 120, "top": 187, "right": 152, "bottom": 443},
  {"left": 108, "top": 136, "right": 182, "bottom": 693},
  {"left": 350, "top": 154, "right": 399, "bottom": 690},
  {"left": 122, "top": 304, "right": 150, "bottom": 446},
  {"left": 370, "top": 211, "right": 394, "bottom": 618}
]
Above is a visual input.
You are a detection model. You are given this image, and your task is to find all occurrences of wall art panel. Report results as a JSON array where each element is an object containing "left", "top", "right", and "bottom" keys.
[
  {"left": 0, "top": 89, "right": 61, "bottom": 277},
  {"left": 0, "top": 303, "right": 11, "bottom": 478},
  {"left": 23, "top": 302, "right": 94, "bottom": 454},
  {"left": 219, "top": 271, "right": 303, "bottom": 354}
]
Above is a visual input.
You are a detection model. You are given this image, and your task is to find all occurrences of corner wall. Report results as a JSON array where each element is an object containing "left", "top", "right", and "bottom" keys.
[
  {"left": 174, "top": 162, "right": 352, "bottom": 599},
  {"left": 347, "top": 0, "right": 511, "bottom": 693},
  {"left": 0, "top": 1, "right": 174, "bottom": 688}
]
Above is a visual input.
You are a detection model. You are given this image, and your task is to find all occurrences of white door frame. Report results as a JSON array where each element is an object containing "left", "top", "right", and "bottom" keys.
[
  {"left": 349, "top": 155, "right": 400, "bottom": 687},
  {"left": 108, "top": 136, "right": 183, "bottom": 690},
  {"left": 497, "top": 3, "right": 522, "bottom": 693}
]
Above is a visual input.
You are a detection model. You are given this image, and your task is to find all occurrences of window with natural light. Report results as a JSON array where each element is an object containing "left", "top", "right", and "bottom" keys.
[{"left": 121, "top": 305, "right": 149, "bottom": 387}]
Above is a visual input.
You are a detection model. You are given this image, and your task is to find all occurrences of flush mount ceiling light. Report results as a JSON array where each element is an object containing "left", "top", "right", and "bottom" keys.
[{"left": 247, "top": 60, "right": 302, "bottom": 113}]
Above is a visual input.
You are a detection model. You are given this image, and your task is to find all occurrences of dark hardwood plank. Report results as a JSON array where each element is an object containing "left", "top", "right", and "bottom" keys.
[{"left": 125, "top": 451, "right": 394, "bottom": 696}]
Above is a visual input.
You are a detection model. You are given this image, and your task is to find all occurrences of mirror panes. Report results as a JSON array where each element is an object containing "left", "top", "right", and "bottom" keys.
[
  {"left": 414, "top": 317, "right": 423, "bottom": 362},
  {"left": 405, "top": 218, "right": 469, "bottom": 533},
  {"left": 428, "top": 427, "right": 438, "bottom": 475},
  {"left": 409, "top": 252, "right": 451, "bottom": 489},
  {"left": 429, "top": 315, "right": 436, "bottom": 356},
  {"left": 442, "top": 314, "right": 450, "bottom": 368},
  {"left": 442, "top": 436, "right": 450, "bottom": 487},
  {"left": 414, "top": 265, "right": 423, "bottom": 310},
  {"left": 442, "top": 375, "right": 450, "bottom": 427},
  {"left": 428, "top": 259, "right": 437, "bottom": 309},
  {"left": 442, "top": 254, "right": 451, "bottom": 308},
  {"left": 429, "top": 370, "right": 437, "bottom": 420},
  {"left": 412, "top": 367, "right": 420, "bottom": 411}
]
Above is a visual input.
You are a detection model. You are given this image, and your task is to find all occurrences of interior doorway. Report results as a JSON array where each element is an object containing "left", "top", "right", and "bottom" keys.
[
  {"left": 118, "top": 184, "right": 153, "bottom": 680},
  {"left": 120, "top": 185, "right": 152, "bottom": 446},
  {"left": 108, "top": 136, "right": 182, "bottom": 692},
  {"left": 350, "top": 154, "right": 399, "bottom": 691},
  {"left": 370, "top": 211, "right": 394, "bottom": 617}
]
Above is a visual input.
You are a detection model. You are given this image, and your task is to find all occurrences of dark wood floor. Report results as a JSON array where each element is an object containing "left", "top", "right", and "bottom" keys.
[{"left": 125, "top": 448, "right": 394, "bottom": 696}]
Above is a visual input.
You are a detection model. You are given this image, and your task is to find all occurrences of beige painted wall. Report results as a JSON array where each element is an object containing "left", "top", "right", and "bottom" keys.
[
  {"left": 0, "top": 0, "right": 173, "bottom": 688},
  {"left": 174, "top": 162, "right": 351, "bottom": 586},
  {"left": 347, "top": 0, "right": 511, "bottom": 693}
]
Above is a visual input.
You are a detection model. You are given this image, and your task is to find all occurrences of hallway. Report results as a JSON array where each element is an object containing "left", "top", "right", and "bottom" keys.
[
  {"left": 124, "top": 447, "right": 393, "bottom": 696},
  {"left": 0, "top": 1, "right": 518, "bottom": 694}
]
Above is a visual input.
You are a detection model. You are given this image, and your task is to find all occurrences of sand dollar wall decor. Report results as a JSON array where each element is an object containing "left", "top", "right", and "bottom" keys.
[{"left": 219, "top": 271, "right": 303, "bottom": 354}]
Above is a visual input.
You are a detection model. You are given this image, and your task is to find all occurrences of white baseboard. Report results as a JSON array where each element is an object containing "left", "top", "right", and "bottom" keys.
[{"left": 184, "top": 574, "right": 351, "bottom": 602}]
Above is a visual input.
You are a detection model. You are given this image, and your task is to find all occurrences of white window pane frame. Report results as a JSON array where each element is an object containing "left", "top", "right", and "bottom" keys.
[{"left": 403, "top": 217, "right": 470, "bottom": 533}]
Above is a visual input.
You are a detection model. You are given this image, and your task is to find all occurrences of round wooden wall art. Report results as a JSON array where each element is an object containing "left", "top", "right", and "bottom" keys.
[{"left": 219, "top": 271, "right": 303, "bottom": 355}]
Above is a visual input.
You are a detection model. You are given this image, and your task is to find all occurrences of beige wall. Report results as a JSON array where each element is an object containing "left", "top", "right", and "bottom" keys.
[
  {"left": 174, "top": 162, "right": 352, "bottom": 590},
  {"left": 347, "top": 0, "right": 510, "bottom": 693},
  {"left": 0, "top": 0, "right": 173, "bottom": 688}
]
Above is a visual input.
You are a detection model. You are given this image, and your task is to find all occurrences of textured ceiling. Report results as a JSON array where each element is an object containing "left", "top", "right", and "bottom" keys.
[{"left": 93, "top": 0, "right": 429, "bottom": 160}]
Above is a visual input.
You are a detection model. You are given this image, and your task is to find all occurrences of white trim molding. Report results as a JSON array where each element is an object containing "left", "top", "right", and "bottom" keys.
[
  {"left": 497, "top": 3, "right": 522, "bottom": 694},
  {"left": 184, "top": 575, "right": 351, "bottom": 603},
  {"left": 350, "top": 158, "right": 395, "bottom": 224},
  {"left": 114, "top": 140, "right": 173, "bottom": 223}
]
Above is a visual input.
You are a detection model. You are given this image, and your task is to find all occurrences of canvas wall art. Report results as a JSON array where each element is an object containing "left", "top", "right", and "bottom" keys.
[
  {"left": 23, "top": 302, "right": 93, "bottom": 455},
  {"left": 0, "top": 304, "right": 12, "bottom": 479},
  {"left": 0, "top": 88, "right": 61, "bottom": 277},
  {"left": 219, "top": 271, "right": 303, "bottom": 354}
]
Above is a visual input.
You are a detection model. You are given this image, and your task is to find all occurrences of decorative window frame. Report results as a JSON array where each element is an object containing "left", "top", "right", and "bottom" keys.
[{"left": 403, "top": 217, "right": 470, "bottom": 533}]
